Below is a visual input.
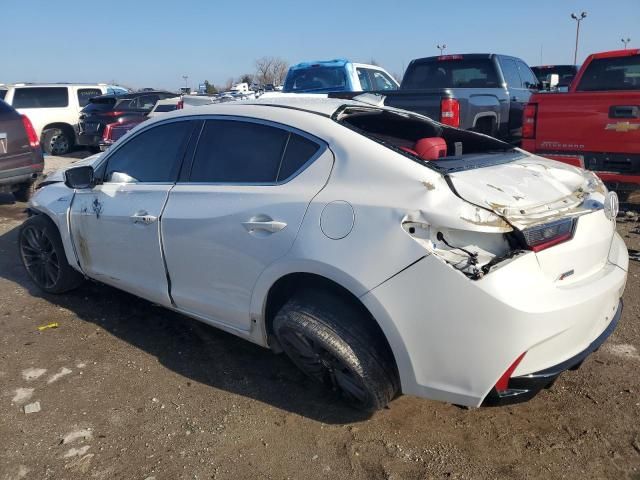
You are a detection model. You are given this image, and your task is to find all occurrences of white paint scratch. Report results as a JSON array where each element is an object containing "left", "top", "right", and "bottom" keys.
[
  {"left": 47, "top": 367, "right": 72, "bottom": 384},
  {"left": 62, "top": 429, "right": 93, "bottom": 445},
  {"left": 604, "top": 343, "right": 640, "bottom": 360},
  {"left": 22, "top": 368, "right": 46, "bottom": 381}
]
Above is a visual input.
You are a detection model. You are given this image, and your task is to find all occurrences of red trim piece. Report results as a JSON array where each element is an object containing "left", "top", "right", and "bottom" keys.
[
  {"left": 597, "top": 172, "right": 640, "bottom": 185},
  {"left": 399, "top": 146, "right": 418, "bottom": 156},
  {"left": 496, "top": 352, "right": 527, "bottom": 392},
  {"left": 530, "top": 232, "right": 573, "bottom": 252},
  {"left": 541, "top": 154, "right": 584, "bottom": 168}
]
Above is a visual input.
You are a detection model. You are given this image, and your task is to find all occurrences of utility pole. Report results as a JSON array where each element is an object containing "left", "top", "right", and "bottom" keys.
[
  {"left": 622, "top": 37, "right": 631, "bottom": 49},
  {"left": 437, "top": 44, "right": 447, "bottom": 55},
  {"left": 570, "top": 12, "right": 587, "bottom": 65}
]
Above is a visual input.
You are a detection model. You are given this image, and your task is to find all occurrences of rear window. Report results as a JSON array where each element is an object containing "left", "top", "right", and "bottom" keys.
[
  {"left": 577, "top": 54, "right": 640, "bottom": 91},
  {"left": 154, "top": 104, "right": 177, "bottom": 113},
  {"left": 531, "top": 66, "right": 577, "bottom": 83},
  {"left": 77, "top": 88, "right": 102, "bottom": 107},
  {"left": 81, "top": 97, "right": 117, "bottom": 113},
  {"left": 12, "top": 87, "right": 69, "bottom": 108},
  {"left": 402, "top": 58, "right": 500, "bottom": 89},
  {"left": 284, "top": 67, "right": 347, "bottom": 92}
]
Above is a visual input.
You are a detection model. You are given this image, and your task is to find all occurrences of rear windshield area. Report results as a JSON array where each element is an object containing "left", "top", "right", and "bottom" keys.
[
  {"left": 284, "top": 67, "right": 347, "bottom": 92},
  {"left": 531, "top": 65, "right": 577, "bottom": 84},
  {"left": 335, "top": 106, "right": 515, "bottom": 172},
  {"left": 402, "top": 58, "right": 500, "bottom": 89},
  {"left": 577, "top": 54, "right": 640, "bottom": 91},
  {"left": 81, "top": 96, "right": 117, "bottom": 113}
]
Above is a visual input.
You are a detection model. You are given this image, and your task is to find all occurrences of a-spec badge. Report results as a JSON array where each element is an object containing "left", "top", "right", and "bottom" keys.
[{"left": 605, "top": 122, "right": 640, "bottom": 133}]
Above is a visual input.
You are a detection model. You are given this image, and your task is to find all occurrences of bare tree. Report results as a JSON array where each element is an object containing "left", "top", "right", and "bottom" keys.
[
  {"left": 255, "top": 56, "right": 289, "bottom": 86},
  {"left": 223, "top": 77, "right": 235, "bottom": 91},
  {"left": 239, "top": 73, "right": 254, "bottom": 84}
]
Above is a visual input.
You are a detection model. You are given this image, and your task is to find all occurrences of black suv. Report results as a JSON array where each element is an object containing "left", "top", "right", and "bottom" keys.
[
  {"left": 77, "top": 91, "right": 176, "bottom": 150},
  {"left": 0, "top": 100, "right": 44, "bottom": 201}
]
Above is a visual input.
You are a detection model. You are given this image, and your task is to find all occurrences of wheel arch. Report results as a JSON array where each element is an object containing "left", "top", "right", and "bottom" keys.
[
  {"left": 41, "top": 122, "right": 76, "bottom": 145},
  {"left": 254, "top": 266, "right": 407, "bottom": 390}
]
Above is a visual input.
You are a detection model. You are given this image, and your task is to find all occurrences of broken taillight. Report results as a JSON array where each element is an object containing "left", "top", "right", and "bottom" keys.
[{"left": 521, "top": 218, "right": 575, "bottom": 252}]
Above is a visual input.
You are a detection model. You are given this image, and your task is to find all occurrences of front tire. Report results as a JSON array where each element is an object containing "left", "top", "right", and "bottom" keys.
[
  {"left": 18, "top": 215, "right": 84, "bottom": 293},
  {"left": 273, "top": 290, "right": 399, "bottom": 412}
]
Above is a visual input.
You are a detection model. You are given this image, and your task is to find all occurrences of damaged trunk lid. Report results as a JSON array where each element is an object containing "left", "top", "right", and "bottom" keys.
[{"left": 443, "top": 152, "right": 615, "bottom": 283}]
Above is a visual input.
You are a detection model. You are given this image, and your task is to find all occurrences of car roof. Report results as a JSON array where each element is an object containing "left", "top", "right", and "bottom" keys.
[
  {"left": 5, "top": 83, "right": 115, "bottom": 88},
  {"left": 162, "top": 96, "right": 389, "bottom": 122},
  {"left": 289, "top": 59, "right": 350, "bottom": 70}
]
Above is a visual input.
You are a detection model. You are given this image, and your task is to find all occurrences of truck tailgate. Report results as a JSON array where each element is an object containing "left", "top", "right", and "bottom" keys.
[{"left": 534, "top": 91, "right": 640, "bottom": 155}]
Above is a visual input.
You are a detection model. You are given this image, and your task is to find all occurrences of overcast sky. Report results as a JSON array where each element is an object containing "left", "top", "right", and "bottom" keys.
[{"left": 2, "top": 0, "right": 638, "bottom": 90}]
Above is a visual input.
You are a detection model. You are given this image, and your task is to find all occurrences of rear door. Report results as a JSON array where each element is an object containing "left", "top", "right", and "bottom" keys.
[
  {"left": 161, "top": 118, "right": 333, "bottom": 332},
  {"left": 69, "top": 119, "right": 194, "bottom": 306}
]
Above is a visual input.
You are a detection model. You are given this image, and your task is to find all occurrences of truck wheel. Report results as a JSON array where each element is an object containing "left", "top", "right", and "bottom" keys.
[
  {"left": 18, "top": 215, "right": 84, "bottom": 293},
  {"left": 42, "top": 128, "right": 72, "bottom": 156},
  {"left": 13, "top": 181, "right": 37, "bottom": 202},
  {"left": 273, "top": 290, "right": 399, "bottom": 412}
]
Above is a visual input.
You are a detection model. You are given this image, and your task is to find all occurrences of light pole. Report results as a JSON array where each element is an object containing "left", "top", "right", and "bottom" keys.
[
  {"left": 182, "top": 75, "right": 189, "bottom": 91},
  {"left": 622, "top": 37, "right": 631, "bottom": 49},
  {"left": 570, "top": 12, "right": 587, "bottom": 65},
  {"left": 437, "top": 44, "right": 447, "bottom": 55}
]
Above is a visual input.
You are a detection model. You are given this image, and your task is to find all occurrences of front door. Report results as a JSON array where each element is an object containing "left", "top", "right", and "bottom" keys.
[
  {"left": 68, "top": 119, "right": 194, "bottom": 305},
  {"left": 161, "top": 118, "right": 333, "bottom": 331}
]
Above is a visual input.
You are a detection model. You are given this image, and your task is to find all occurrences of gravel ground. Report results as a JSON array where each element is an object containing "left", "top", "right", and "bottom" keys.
[{"left": 0, "top": 154, "right": 639, "bottom": 480}]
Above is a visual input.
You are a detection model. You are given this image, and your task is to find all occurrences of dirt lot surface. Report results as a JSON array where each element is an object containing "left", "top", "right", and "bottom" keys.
[{"left": 0, "top": 156, "right": 639, "bottom": 479}]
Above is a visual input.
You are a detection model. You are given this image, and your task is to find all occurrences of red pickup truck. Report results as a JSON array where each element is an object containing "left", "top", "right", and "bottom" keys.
[{"left": 522, "top": 49, "right": 640, "bottom": 197}]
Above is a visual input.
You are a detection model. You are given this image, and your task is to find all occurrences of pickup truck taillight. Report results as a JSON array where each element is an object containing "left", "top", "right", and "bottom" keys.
[
  {"left": 523, "top": 103, "right": 537, "bottom": 139},
  {"left": 21, "top": 115, "right": 40, "bottom": 148},
  {"left": 440, "top": 98, "right": 460, "bottom": 128}
]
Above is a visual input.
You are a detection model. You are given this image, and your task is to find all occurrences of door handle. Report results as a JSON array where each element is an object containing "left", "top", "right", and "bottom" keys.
[
  {"left": 131, "top": 211, "right": 157, "bottom": 225},
  {"left": 609, "top": 105, "right": 640, "bottom": 119},
  {"left": 242, "top": 219, "right": 287, "bottom": 234}
]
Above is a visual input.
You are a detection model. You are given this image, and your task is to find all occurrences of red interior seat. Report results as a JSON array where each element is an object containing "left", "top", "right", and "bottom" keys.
[{"left": 414, "top": 137, "right": 447, "bottom": 161}]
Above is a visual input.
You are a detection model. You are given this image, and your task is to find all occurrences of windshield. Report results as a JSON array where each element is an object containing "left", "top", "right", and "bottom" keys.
[
  {"left": 402, "top": 58, "right": 500, "bottom": 89},
  {"left": 284, "top": 67, "right": 347, "bottom": 92}
]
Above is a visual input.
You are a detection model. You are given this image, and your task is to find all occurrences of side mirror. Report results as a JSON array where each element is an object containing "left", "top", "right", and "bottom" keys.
[
  {"left": 549, "top": 73, "right": 560, "bottom": 89},
  {"left": 64, "top": 165, "right": 95, "bottom": 189}
]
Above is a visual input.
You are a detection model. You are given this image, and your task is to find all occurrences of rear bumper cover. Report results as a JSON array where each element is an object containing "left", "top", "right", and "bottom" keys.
[{"left": 483, "top": 299, "right": 622, "bottom": 406}]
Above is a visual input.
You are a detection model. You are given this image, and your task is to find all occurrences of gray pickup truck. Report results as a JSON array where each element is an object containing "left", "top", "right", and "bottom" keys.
[{"left": 381, "top": 54, "right": 540, "bottom": 143}]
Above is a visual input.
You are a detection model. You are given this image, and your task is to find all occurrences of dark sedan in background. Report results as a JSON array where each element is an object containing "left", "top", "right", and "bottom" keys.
[
  {"left": 0, "top": 100, "right": 43, "bottom": 201},
  {"left": 77, "top": 90, "right": 176, "bottom": 151}
]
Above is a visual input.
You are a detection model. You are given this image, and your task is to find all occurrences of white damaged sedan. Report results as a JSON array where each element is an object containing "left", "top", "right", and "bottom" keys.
[{"left": 21, "top": 97, "right": 628, "bottom": 411}]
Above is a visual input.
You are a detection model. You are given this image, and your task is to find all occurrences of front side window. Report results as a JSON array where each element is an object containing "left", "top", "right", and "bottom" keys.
[
  {"left": 0, "top": 90, "right": 6, "bottom": 100},
  {"left": 77, "top": 88, "right": 102, "bottom": 107},
  {"left": 12, "top": 87, "right": 69, "bottom": 108},
  {"left": 577, "top": 54, "right": 640, "bottom": 91},
  {"left": 370, "top": 70, "right": 398, "bottom": 90},
  {"left": 516, "top": 61, "right": 539, "bottom": 88},
  {"left": 500, "top": 59, "right": 522, "bottom": 88},
  {"left": 104, "top": 121, "right": 191, "bottom": 183},
  {"left": 189, "top": 120, "right": 320, "bottom": 183}
]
